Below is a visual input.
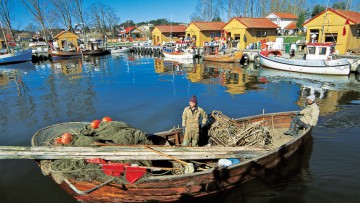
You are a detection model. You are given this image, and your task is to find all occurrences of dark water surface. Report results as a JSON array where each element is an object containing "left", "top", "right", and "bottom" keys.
[{"left": 0, "top": 54, "right": 360, "bottom": 203}]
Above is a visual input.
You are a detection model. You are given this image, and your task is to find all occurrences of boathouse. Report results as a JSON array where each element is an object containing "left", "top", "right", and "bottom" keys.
[
  {"left": 185, "top": 22, "right": 226, "bottom": 47},
  {"left": 223, "top": 17, "right": 278, "bottom": 50},
  {"left": 152, "top": 25, "right": 187, "bottom": 46},
  {"left": 303, "top": 8, "right": 360, "bottom": 55},
  {"left": 52, "top": 30, "right": 78, "bottom": 51},
  {"left": 266, "top": 12, "right": 298, "bottom": 35}
]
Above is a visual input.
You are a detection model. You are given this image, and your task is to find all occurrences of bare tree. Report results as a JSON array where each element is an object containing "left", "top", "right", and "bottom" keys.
[
  {"left": 0, "top": 0, "right": 15, "bottom": 40},
  {"left": 51, "top": 0, "right": 73, "bottom": 31},
  {"left": 21, "top": 0, "right": 49, "bottom": 41},
  {"left": 73, "top": 0, "right": 85, "bottom": 29}
]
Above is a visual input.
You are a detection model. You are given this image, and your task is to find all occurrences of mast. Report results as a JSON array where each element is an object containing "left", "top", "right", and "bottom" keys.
[
  {"left": 0, "top": 21, "right": 10, "bottom": 53},
  {"left": 320, "top": 0, "right": 330, "bottom": 43}
]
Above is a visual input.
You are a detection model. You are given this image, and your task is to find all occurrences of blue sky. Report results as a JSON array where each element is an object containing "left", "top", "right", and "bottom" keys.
[
  {"left": 12, "top": 0, "right": 355, "bottom": 29},
  {"left": 13, "top": 0, "right": 198, "bottom": 29}
]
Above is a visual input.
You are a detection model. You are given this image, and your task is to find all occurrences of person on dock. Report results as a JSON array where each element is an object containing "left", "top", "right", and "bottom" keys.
[
  {"left": 284, "top": 94, "right": 319, "bottom": 136},
  {"left": 182, "top": 95, "right": 208, "bottom": 146}
]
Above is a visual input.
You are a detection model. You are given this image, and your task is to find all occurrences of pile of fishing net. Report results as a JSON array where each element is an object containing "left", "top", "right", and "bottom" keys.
[
  {"left": 208, "top": 110, "right": 272, "bottom": 147},
  {"left": 38, "top": 121, "right": 154, "bottom": 184}
]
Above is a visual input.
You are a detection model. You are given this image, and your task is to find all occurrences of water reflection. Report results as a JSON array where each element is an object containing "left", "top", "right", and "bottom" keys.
[
  {"left": 154, "top": 58, "right": 262, "bottom": 95},
  {"left": 258, "top": 67, "right": 360, "bottom": 114}
]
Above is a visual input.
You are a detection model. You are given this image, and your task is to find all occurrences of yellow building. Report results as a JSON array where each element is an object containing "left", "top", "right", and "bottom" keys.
[
  {"left": 152, "top": 25, "right": 187, "bottom": 46},
  {"left": 185, "top": 22, "right": 226, "bottom": 47},
  {"left": 53, "top": 30, "right": 78, "bottom": 50},
  {"left": 303, "top": 8, "right": 360, "bottom": 55},
  {"left": 223, "top": 17, "right": 279, "bottom": 50}
]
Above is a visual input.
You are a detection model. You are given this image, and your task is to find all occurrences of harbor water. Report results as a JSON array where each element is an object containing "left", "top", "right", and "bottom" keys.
[{"left": 0, "top": 54, "right": 360, "bottom": 203}]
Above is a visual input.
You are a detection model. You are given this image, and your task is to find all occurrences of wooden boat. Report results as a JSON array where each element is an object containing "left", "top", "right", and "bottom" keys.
[
  {"left": 0, "top": 110, "right": 310, "bottom": 202},
  {"left": 49, "top": 48, "right": 109, "bottom": 58},
  {"left": 259, "top": 42, "right": 350, "bottom": 75},
  {"left": 203, "top": 51, "right": 243, "bottom": 63},
  {"left": 0, "top": 49, "right": 32, "bottom": 65}
]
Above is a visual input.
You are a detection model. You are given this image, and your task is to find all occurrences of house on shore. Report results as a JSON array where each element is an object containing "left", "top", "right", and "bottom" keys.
[
  {"left": 152, "top": 25, "right": 187, "bottom": 46},
  {"left": 223, "top": 17, "right": 279, "bottom": 50},
  {"left": 303, "top": 8, "right": 360, "bottom": 55},
  {"left": 52, "top": 30, "right": 78, "bottom": 51},
  {"left": 185, "top": 22, "right": 226, "bottom": 47},
  {"left": 266, "top": 12, "right": 298, "bottom": 35}
]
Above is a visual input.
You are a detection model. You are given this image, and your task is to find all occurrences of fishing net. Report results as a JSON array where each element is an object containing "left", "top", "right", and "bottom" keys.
[
  {"left": 33, "top": 121, "right": 154, "bottom": 184},
  {"left": 208, "top": 110, "right": 272, "bottom": 147}
]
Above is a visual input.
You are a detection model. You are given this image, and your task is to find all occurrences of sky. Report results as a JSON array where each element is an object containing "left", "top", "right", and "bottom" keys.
[
  {"left": 12, "top": 0, "right": 357, "bottom": 30},
  {"left": 13, "top": 0, "right": 198, "bottom": 29}
]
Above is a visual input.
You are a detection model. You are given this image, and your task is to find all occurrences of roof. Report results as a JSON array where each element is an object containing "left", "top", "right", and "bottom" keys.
[
  {"left": 155, "top": 25, "right": 187, "bottom": 33},
  {"left": 285, "top": 21, "right": 297, "bottom": 29},
  {"left": 53, "top": 30, "right": 76, "bottom": 39},
  {"left": 329, "top": 8, "right": 360, "bottom": 24},
  {"left": 271, "top": 12, "right": 298, "bottom": 19},
  {"left": 230, "top": 17, "right": 279, "bottom": 28},
  {"left": 304, "top": 8, "right": 360, "bottom": 26},
  {"left": 190, "top": 21, "right": 226, "bottom": 31}
]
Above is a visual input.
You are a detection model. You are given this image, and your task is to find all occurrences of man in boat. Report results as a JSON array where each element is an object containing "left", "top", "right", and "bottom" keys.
[
  {"left": 182, "top": 95, "right": 208, "bottom": 146},
  {"left": 284, "top": 94, "right": 319, "bottom": 136}
]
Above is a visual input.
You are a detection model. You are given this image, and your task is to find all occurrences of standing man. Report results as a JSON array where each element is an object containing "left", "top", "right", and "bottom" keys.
[
  {"left": 284, "top": 94, "right": 320, "bottom": 136},
  {"left": 182, "top": 95, "right": 208, "bottom": 146}
]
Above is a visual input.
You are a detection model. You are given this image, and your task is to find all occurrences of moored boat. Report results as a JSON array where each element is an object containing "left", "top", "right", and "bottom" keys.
[
  {"left": 163, "top": 50, "right": 194, "bottom": 59},
  {"left": 19, "top": 110, "right": 312, "bottom": 202},
  {"left": 0, "top": 48, "right": 32, "bottom": 65},
  {"left": 203, "top": 51, "right": 243, "bottom": 63},
  {"left": 259, "top": 42, "right": 351, "bottom": 75},
  {"left": 110, "top": 46, "right": 131, "bottom": 54}
]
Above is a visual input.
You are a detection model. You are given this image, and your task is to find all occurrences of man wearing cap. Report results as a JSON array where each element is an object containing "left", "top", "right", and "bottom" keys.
[
  {"left": 284, "top": 94, "right": 319, "bottom": 136},
  {"left": 182, "top": 95, "right": 208, "bottom": 146}
]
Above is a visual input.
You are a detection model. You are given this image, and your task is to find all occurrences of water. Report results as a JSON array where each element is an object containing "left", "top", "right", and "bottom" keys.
[{"left": 0, "top": 54, "right": 360, "bottom": 203}]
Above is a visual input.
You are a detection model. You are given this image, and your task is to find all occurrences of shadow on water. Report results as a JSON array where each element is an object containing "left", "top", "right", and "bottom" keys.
[{"left": 175, "top": 136, "right": 313, "bottom": 203}]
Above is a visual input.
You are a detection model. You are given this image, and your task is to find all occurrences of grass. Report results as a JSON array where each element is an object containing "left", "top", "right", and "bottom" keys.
[{"left": 280, "top": 36, "right": 306, "bottom": 43}]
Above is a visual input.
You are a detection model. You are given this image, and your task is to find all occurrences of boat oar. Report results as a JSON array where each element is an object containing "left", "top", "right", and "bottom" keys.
[{"left": 142, "top": 145, "right": 195, "bottom": 174}]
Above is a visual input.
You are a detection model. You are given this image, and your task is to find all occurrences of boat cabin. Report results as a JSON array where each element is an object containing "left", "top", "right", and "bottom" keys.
[{"left": 306, "top": 42, "right": 335, "bottom": 60}]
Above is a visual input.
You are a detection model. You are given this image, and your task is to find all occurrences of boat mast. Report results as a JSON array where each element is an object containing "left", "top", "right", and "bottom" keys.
[
  {"left": 0, "top": 21, "right": 10, "bottom": 53},
  {"left": 320, "top": 0, "right": 330, "bottom": 43}
]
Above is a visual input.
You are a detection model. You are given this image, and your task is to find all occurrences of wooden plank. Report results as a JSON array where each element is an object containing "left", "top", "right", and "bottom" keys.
[{"left": 0, "top": 146, "right": 267, "bottom": 160}]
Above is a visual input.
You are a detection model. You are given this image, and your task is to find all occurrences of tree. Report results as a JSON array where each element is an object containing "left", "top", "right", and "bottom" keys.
[
  {"left": 0, "top": 0, "right": 15, "bottom": 40},
  {"left": 332, "top": 1, "right": 346, "bottom": 9},
  {"left": 296, "top": 9, "right": 308, "bottom": 30},
  {"left": 24, "top": 22, "right": 40, "bottom": 32},
  {"left": 51, "top": 0, "right": 73, "bottom": 31},
  {"left": 311, "top": 4, "right": 326, "bottom": 18},
  {"left": 212, "top": 16, "right": 222, "bottom": 22},
  {"left": 21, "top": 0, "right": 50, "bottom": 41}
]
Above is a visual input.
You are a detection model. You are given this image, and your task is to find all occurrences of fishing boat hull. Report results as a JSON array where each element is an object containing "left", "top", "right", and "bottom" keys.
[
  {"left": 0, "top": 49, "right": 32, "bottom": 64},
  {"left": 259, "top": 50, "right": 350, "bottom": 75},
  {"left": 163, "top": 51, "right": 194, "bottom": 59},
  {"left": 203, "top": 52, "right": 243, "bottom": 63},
  {"left": 49, "top": 49, "right": 109, "bottom": 58},
  {"left": 110, "top": 47, "right": 131, "bottom": 54},
  {"left": 31, "top": 111, "right": 311, "bottom": 202}
]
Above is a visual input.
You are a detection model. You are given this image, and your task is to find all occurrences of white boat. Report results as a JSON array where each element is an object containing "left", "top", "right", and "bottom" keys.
[
  {"left": 0, "top": 49, "right": 33, "bottom": 65},
  {"left": 259, "top": 42, "right": 350, "bottom": 75},
  {"left": 163, "top": 51, "right": 194, "bottom": 59},
  {"left": 110, "top": 46, "right": 131, "bottom": 54}
]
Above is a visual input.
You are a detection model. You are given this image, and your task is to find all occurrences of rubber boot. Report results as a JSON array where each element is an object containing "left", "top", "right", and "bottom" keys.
[{"left": 181, "top": 139, "right": 190, "bottom": 146}]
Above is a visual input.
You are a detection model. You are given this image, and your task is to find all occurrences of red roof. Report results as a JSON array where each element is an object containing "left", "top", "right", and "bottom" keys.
[
  {"left": 285, "top": 21, "right": 297, "bottom": 29},
  {"left": 190, "top": 21, "right": 226, "bottom": 31},
  {"left": 156, "top": 25, "right": 187, "bottom": 33},
  {"left": 304, "top": 8, "right": 360, "bottom": 26},
  {"left": 121, "top": 26, "right": 135, "bottom": 34},
  {"left": 272, "top": 12, "right": 298, "bottom": 19},
  {"left": 231, "top": 17, "right": 279, "bottom": 28}
]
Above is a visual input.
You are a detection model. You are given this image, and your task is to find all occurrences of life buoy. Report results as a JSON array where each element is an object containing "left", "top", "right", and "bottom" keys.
[{"left": 128, "top": 37, "right": 133, "bottom": 42}]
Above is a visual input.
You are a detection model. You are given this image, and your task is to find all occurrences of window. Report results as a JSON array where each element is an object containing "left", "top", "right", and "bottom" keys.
[
  {"left": 308, "top": 47, "right": 315, "bottom": 54},
  {"left": 256, "top": 31, "right": 267, "bottom": 37},
  {"left": 357, "top": 29, "right": 360, "bottom": 38},
  {"left": 319, "top": 47, "right": 327, "bottom": 55}
]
